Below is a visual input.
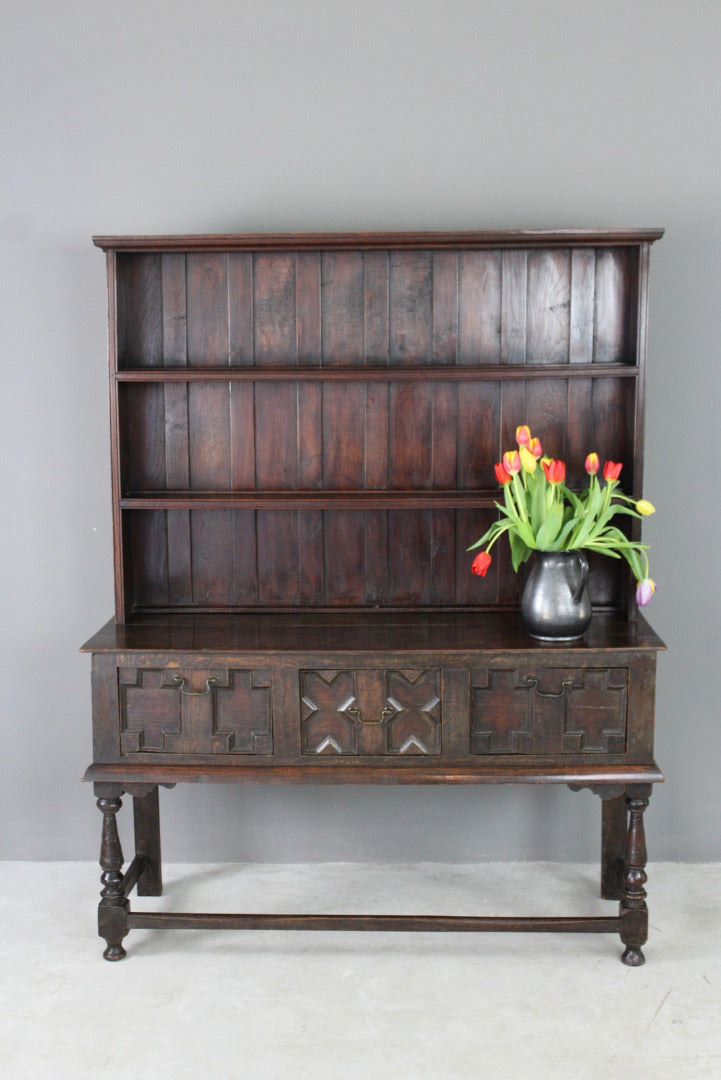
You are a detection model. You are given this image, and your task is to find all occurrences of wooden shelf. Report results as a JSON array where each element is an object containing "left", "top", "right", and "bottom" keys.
[
  {"left": 114, "top": 363, "right": 640, "bottom": 383},
  {"left": 119, "top": 489, "right": 498, "bottom": 511}
]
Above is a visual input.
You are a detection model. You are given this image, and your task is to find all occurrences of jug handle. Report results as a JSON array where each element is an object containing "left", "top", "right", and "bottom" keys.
[{"left": 572, "top": 552, "right": 589, "bottom": 603}]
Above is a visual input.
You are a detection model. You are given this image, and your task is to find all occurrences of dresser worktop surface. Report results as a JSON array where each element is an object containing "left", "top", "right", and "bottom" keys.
[{"left": 82, "top": 611, "right": 665, "bottom": 656}]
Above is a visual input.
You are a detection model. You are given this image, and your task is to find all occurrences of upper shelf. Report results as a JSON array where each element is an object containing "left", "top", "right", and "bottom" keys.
[{"left": 111, "top": 243, "right": 652, "bottom": 371}]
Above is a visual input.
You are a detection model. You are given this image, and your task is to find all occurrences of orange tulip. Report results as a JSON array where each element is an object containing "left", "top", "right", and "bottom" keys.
[{"left": 542, "top": 459, "right": 566, "bottom": 484}]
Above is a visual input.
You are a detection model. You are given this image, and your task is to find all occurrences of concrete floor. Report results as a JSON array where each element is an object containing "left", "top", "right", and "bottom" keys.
[{"left": 1, "top": 861, "right": 720, "bottom": 1079}]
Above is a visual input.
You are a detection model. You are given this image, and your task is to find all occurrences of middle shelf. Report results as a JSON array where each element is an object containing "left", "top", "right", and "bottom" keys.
[{"left": 119, "top": 490, "right": 499, "bottom": 510}]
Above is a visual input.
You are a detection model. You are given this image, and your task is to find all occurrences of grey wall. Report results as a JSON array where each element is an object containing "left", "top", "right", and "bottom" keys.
[{"left": 1, "top": 0, "right": 719, "bottom": 862}]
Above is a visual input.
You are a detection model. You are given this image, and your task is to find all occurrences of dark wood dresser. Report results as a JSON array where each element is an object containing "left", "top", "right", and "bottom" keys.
[{"left": 83, "top": 229, "right": 664, "bottom": 963}]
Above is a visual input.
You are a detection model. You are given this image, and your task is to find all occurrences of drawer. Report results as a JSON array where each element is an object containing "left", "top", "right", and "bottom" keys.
[
  {"left": 300, "top": 668, "right": 442, "bottom": 756},
  {"left": 118, "top": 667, "right": 273, "bottom": 755},
  {"left": 470, "top": 667, "right": 628, "bottom": 756}
]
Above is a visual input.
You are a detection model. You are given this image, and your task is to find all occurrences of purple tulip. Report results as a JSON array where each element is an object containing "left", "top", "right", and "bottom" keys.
[{"left": 636, "top": 578, "right": 657, "bottom": 606}]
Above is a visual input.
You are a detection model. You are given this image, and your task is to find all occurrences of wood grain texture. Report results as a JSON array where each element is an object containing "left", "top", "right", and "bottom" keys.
[
  {"left": 253, "top": 254, "right": 296, "bottom": 366},
  {"left": 389, "top": 251, "right": 433, "bottom": 364}
]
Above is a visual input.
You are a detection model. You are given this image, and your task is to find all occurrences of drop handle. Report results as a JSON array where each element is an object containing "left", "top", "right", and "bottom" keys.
[
  {"left": 525, "top": 677, "right": 574, "bottom": 698},
  {"left": 173, "top": 676, "right": 218, "bottom": 696},
  {"left": 345, "top": 704, "right": 395, "bottom": 725}
]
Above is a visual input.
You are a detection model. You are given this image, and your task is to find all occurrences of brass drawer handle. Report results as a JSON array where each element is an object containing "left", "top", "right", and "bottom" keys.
[
  {"left": 345, "top": 704, "right": 395, "bottom": 725},
  {"left": 346, "top": 704, "right": 382, "bottom": 725},
  {"left": 525, "top": 677, "right": 573, "bottom": 699},
  {"left": 173, "top": 676, "right": 218, "bottom": 697}
]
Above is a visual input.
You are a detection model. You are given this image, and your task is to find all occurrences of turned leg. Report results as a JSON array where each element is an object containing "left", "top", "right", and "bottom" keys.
[
  {"left": 601, "top": 794, "right": 627, "bottom": 900},
  {"left": 619, "top": 789, "right": 650, "bottom": 966},
  {"left": 97, "top": 794, "right": 129, "bottom": 961},
  {"left": 133, "top": 787, "right": 163, "bottom": 896}
]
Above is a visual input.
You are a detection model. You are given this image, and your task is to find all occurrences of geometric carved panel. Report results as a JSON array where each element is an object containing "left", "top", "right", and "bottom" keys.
[
  {"left": 471, "top": 666, "right": 628, "bottom": 756},
  {"left": 300, "top": 668, "right": 442, "bottom": 755},
  {"left": 562, "top": 668, "right": 627, "bottom": 753},
  {"left": 212, "top": 669, "right": 273, "bottom": 754},
  {"left": 301, "top": 670, "right": 358, "bottom": 754},
  {"left": 119, "top": 668, "right": 182, "bottom": 753},
  {"left": 384, "top": 670, "right": 441, "bottom": 755},
  {"left": 470, "top": 669, "right": 535, "bottom": 754},
  {"left": 119, "top": 667, "right": 272, "bottom": 756}
]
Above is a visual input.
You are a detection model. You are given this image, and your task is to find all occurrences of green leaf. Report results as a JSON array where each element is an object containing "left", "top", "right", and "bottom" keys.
[
  {"left": 510, "top": 531, "right": 532, "bottom": 571},
  {"left": 555, "top": 516, "right": 581, "bottom": 550},
  {"left": 530, "top": 474, "right": 547, "bottom": 530},
  {"left": 466, "top": 519, "right": 505, "bottom": 551},
  {"left": 561, "top": 485, "right": 583, "bottom": 515},
  {"left": 585, "top": 543, "right": 622, "bottom": 558},
  {"left": 535, "top": 503, "right": 564, "bottom": 549},
  {"left": 570, "top": 483, "right": 603, "bottom": 548},
  {"left": 515, "top": 519, "right": 537, "bottom": 549}
]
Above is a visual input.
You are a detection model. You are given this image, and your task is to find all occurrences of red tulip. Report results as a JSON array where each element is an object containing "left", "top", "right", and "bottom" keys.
[
  {"left": 603, "top": 460, "right": 622, "bottom": 481},
  {"left": 494, "top": 461, "right": 512, "bottom": 485},
  {"left": 585, "top": 452, "right": 600, "bottom": 475},
  {"left": 542, "top": 458, "right": 566, "bottom": 484},
  {"left": 471, "top": 551, "right": 492, "bottom": 577}
]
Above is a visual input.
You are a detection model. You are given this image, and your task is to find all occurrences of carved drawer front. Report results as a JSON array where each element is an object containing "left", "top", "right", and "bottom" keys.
[
  {"left": 470, "top": 667, "right": 628, "bottom": 756},
  {"left": 300, "top": 669, "right": 442, "bottom": 756},
  {"left": 119, "top": 668, "right": 273, "bottom": 755}
]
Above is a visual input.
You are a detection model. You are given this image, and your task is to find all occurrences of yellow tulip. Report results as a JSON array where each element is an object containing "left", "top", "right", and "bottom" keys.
[
  {"left": 519, "top": 445, "right": 537, "bottom": 473},
  {"left": 636, "top": 499, "right": 655, "bottom": 516}
]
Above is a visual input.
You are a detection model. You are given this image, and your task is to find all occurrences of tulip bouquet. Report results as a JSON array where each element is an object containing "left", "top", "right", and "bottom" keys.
[{"left": 468, "top": 425, "right": 657, "bottom": 606}]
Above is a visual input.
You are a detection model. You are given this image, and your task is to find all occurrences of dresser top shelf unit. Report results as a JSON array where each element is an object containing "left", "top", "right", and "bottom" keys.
[{"left": 100, "top": 229, "right": 662, "bottom": 622}]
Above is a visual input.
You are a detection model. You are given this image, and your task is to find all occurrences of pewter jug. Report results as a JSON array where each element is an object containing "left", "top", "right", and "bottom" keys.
[{"left": 521, "top": 551, "right": 591, "bottom": 641}]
